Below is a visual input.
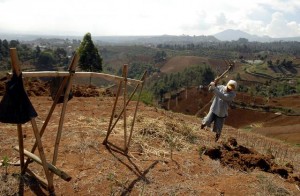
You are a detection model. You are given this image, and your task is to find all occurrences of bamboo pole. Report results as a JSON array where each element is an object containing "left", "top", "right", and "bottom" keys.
[
  {"left": 103, "top": 74, "right": 144, "bottom": 144},
  {"left": 17, "top": 125, "right": 25, "bottom": 174},
  {"left": 10, "top": 48, "right": 54, "bottom": 192},
  {"left": 122, "top": 64, "right": 128, "bottom": 150},
  {"left": 9, "top": 48, "right": 25, "bottom": 175},
  {"left": 13, "top": 71, "right": 143, "bottom": 84},
  {"left": 103, "top": 77, "right": 123, "bottom": 144},
  {"left": 126, "top": 71, "right": 147, "bottom": 153},
  {"left": 22, "top": 77, "right": 69, "bottom": 173},
  {"left": 14, "top": 146, "right": 71, "bottom": 181},
  {"left": 51, "top": 54, "right": 78, "bottom": 172},
  {"left": 10, "top": 48, "right": 21, "bottom": 75},
  {"left": 30, "top": 119, "right": 54, "bottom": 191}
]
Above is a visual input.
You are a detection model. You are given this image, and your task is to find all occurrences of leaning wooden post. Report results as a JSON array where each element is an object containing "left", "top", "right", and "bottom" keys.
[
  {"left": 126, "top": 71, "right": 147, "bottom": 153},
  {"left": 10, "top": 48, "right": 54, "bottom": 191},
  {"left": 103, "top": 73, "right": 123, "bottom": 144},
  {"left": 104, "top": 75, "right": 145, "bottom": 143},
  {"left": 31, "top": 118, "right": 53, "bottom": 191},
  {"left": 22, "top": 77, "right": 69, "bottom": 173},
  {"left": 16, "top": 124, "right": 25, "bottom": 173},
  {"left": 9, "top": 49, "right": 25, "bottom": 174},
  {"left": 51, "top": 54, "right": 78, "bottom": 170},
  {"left": 122, "top": 64, "right": 128, "bottom": 150}
]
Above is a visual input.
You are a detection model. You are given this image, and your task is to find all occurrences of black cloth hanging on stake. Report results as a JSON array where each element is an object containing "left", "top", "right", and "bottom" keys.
[
  {"left": 50, "top": 77, "right": 73, "bottom": 104},
  {"left": 0, "top": 73, "right": 37, "bottom": 124}
]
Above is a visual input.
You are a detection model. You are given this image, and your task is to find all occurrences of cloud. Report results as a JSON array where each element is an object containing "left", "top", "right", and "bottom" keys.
[
  {"left": 216, "top": 13, "right": 227, "bottom": 26},
  {"left": 0, "top": 0, "right": 300, "bottom": 37},
  {"left": 266, "top": 12, "right": 300, "bottom": 37}
]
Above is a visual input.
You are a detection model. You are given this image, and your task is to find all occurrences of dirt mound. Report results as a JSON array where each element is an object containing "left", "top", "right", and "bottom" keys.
[
  {"left": 204, "top": 137, "right": 300, "bottom": 186},
  {"left": 0, "top": 78, "right": 113, "bottom": 97}
]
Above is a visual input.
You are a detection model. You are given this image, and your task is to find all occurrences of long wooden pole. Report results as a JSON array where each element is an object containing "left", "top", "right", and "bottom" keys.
[
  {"left": 31, "top": 119, "right": 54, "bottom": 191},
  {"left": 9, "top": 49, "right": 25, "bottom": 176},
  {"left": 123, "top": 64, "right": 128, "bottom": 150},
  {"left": 14, "top": 146, "right": 71, "bottom": 181},
  {"left": 104, "top": 75, "right": 144, "bottom": 142},
  {"left": 10, "top": 48, "right": 21, "bottom": 75},
  {"left": 22, "top": 77, "right": 69, "bottom": 173},
  {"left": 10, "top": 48, "right": 54, "bottom": 192},
  {"left": 126, "top": 71, "right": 147, "bottom": 152},
  {"left": 15, "top": 71, "right": 143, "bottom": 84},
  {"left": 51, "top": 54, "right": 78, "bottom": 171},
  {"left": 103, "top": 74, "right": 123, "bottom": 144},
  {"left": 17, "top": 125, "right": 25, "bottom": 173}
]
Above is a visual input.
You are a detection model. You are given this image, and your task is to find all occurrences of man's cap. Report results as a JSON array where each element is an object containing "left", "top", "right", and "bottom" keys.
[{"left": 227, "top": 80, "right": 237, "bottom": 90}]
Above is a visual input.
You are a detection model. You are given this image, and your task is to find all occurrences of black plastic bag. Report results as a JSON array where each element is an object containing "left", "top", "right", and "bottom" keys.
[{"left": 0, "top": 73, "right": 37, "bottom": 124}]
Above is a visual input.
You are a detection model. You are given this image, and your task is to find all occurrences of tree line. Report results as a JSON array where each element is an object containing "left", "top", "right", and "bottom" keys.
[
  {"left": 0, "top": 33, "right": 102, "bottom": 73},
  {"left": 149, "top": 65, "right": 215, "bottom": 101},
  {"left": 157, "top": 39, "right": 300, "bottom": 56}
]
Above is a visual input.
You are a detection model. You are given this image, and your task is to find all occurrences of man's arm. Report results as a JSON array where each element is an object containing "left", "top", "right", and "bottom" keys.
[{"left": 213, "top": 87, "right": 236, "bottom": 102}]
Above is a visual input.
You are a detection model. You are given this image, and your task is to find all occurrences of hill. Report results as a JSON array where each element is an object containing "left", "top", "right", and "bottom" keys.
[
  {"left": 2, "top": 30, "right": 300, "bottom": 44},
  {"left": 160, "top": 56, "right": 209, "bottom": 73},
  {"left": 0, "top": 82, "right": 300, "bottom": 195},
  {"left": 214, "top": 29, "right": 300, "bottom": 42}
]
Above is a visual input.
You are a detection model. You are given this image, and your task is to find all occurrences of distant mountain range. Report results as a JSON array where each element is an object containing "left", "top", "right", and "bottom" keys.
[
  {"left": 214, "top": 29, "right": 300, "bottom": 42},
  {"left": 1, "top": 29, "right": 300, "bottom": 43}
]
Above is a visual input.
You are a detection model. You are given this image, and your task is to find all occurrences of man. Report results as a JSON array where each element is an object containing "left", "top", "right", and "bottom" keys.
[{"left": 201, "top": 79, "right": 237, "bottom": 142}]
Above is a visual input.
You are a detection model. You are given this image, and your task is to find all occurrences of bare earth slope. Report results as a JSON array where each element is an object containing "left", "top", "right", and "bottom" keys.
[
  {"left": 0, "top": 96, "right": 300, "bottom": 195},
  {"left": 0, "top": 78, "right": 300, "bottom": 195},
  {"left": 163, "top": 86, "right": 300, "bottom": 145}
]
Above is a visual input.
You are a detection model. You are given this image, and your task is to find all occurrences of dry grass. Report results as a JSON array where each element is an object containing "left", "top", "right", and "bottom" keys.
[{"left": 0, "top": 97, "right": 300, "bottom": 195}]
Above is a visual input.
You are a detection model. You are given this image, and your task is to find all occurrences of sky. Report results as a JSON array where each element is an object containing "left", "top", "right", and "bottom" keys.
[{"left": 0, "top": 0, "right": 300, "bottom": 38}]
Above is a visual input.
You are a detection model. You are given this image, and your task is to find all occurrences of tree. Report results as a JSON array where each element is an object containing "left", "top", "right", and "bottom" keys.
[
  {"left": 54, "top": 47, "right": 68, "bottom": 66},
  {"left": 1, "top": 39, "right": 9, "bottom": 58},
  {"left": 35, "top": 46, "right": 41, "bottom": 60},
  {"left": 78, "top": 32, "right": 102, "bottom": 72},
  {"left": 37, "top": 51, "right": 55, "bottom": 70},
  {"left": 9, "top": 40, "right": 19, "bottom": 48}
]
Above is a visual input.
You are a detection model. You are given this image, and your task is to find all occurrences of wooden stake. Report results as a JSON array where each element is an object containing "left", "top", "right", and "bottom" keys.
[
  {"left": 12, "top": 71, "right": 143, "bottom": 85},
  {"left": 10, "top": 48, "right": 21, "bottom": 75},
  {"left": 104, "top": 75, "right": 145, "bottom": 141},
  {"left": 17, "top": 124, "right": 25, "bottom": 174},
  {"left": 10, "top": 48, "right": 54, "bottom": 192},
  {"left": 9, "top": 48, "right": 26, "bottom": 175},
  {"left": 122, "top": 64, "right": 128, "bottom": 150},
  {"left": 103, "top": 75, "right": 123, "bottom": 144},
  {"left": 126, "top": 71, "right": 147, "bottom": 152},
  {"left": 31, "top": 118, "right": 54, "bottom": 192},
  {"left": 14, "top": 146, "right": 71, "bottom": 181},
  {"left": 51, "top": 54, "right": 78, "bottom": 171},
  {"left": 22, "top": 77, "right": 69, "bottom": 173}
]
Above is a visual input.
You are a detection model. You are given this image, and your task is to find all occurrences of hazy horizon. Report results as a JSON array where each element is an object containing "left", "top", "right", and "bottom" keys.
[{"left": 1, "top": 0, "right": 300, "bottom": 38}]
